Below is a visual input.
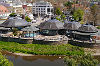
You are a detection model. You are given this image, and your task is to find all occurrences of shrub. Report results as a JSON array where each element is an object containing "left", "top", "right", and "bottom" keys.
[
  {"left": 9, "top": 13, "right": 17, "bottom": 17},
  {"left": 0, "top": 41, "right": 84, "bottom": 55},
  {"left": 0, "top": 53, "right": 13, "bottom": 66},
  {"left": 64, "top": 54, "right": 99, "bottom": 66},
  {"left": 97, "top": 26, "right": 100, "bottom": 29},
  {"left": 55, "top": 8, "right": 62, "bottom": 15},
  {"left": 25, "top": 16, "right": 32, "bottom": 22},
  {"left": 12, "top": 28, "right": 18, "bottom": 36},
  {"left": 73, "top": 8, "right": 84, "bottom": 21}
]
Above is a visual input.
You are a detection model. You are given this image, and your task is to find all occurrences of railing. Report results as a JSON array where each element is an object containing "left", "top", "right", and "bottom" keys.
[
  {"left": 34, "top": 35, "right": 68, "bottom": 41},
  {"left": 0, "top": 34, "right": 68, "bottom": 41}
]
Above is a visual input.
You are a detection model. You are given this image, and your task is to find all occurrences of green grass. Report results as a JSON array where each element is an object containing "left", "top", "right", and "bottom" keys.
[
  {"left": 0, "top": 41, "right": 84, "bottom": 56},
  {"left": 97, "top": 26, "right": 100, "bottom": 29},
  {"left": 0, "top": 52, "right": 13, "bottom": 66},
  {"left": 64, "top": 54, "right": 99, "bottom": 66}
]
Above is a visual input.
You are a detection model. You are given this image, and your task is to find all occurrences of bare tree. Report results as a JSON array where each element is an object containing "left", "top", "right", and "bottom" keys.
[{"left": 90, "top": 4, "right": 98, "bottom": 26}]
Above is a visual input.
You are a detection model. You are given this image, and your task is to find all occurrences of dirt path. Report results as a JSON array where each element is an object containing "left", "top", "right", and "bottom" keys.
[{"left": 84, "top": 44, "right": 100, "bottom": 56}]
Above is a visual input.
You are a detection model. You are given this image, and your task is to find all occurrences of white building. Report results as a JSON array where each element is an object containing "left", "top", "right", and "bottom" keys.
[{"left": 32, "top": 1, "right": 54, "bottom": 17}]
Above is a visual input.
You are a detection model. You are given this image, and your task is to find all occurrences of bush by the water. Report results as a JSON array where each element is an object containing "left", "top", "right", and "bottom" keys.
[
  {"left": 0, "top": 41, "right": 84, "bottom": 55},
  {"left": 0, "top": 52, "right": 13, "bottom": 66},
  {"left": 97, "top": 26, "right": 100, "bottom": 29},
  {"left": 64, "top": 54, "right": 99, "bottom": 66}
]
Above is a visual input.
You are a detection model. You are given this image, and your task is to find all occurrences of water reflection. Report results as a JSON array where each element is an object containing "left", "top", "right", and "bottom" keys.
[
  {"left": 2, "top": 51, "right": 100, "bottom": 66},
  {"left": 1, "top": 51, "right": 65, "bottom": 66}
]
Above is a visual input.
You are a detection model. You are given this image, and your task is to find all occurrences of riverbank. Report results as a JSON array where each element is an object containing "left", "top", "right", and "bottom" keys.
[
  {"left": 0, "top": 41, "right": 84, "bottom": 56},
  {"left": 84, "top": 45, "right": 100, "bottom": 56},
  {"left": 0, "top": 41, "right": 100, "bottom": 66},
  {"left": 0, "top": 52, "right": 13, "bottom": 66},
  {"left": 1, "top": 50, "right": 100, "bottom": 66},
  {"left": 1, "top": 50, "right": 66, "bottom": 57},
  {"left": 1, "top": 41, "right": 100, "bottom": 56},
  {"left": 1, "top": 49, "right": 100, "bottom": 57},
  {"left": 1, "top": 51, "right": 66, "bottom": 66}
]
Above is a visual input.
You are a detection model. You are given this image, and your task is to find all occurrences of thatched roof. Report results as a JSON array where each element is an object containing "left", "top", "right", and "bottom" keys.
[
  {"left": 64, "top": 22, "right": 81, "bottom": 31},
  {"left": 64, "top": 20, "right": 70, "bottom": 23},
  {"left": 0, "top": 19, "right": 30, "bottom": 27},
  {"left": 72, "top": 32, "right": 96, "bottom": 35},
  {"left": 38, "top": 19, "right": 64, "bottom": 30},
  {"left": 77, "top": 25, "right": 98, "bottom": 33},
  {"left": 0, "top": 27, "right": 10, "bottom": 30},
  {"left": 21, "top": 25, "right": 39, "bottom": 32}
]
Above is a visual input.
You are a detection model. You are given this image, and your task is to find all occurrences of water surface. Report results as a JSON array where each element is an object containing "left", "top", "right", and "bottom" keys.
[{"left": 2, "top": 51, "right": 65, "bottom": 66}]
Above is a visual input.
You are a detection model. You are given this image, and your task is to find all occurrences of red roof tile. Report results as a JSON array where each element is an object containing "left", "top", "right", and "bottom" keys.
[{"left": 0, "top": 5, "right": 9, "bottom": 14}]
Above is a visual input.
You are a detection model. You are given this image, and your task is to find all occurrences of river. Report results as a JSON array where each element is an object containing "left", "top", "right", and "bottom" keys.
[
  {"left": 1, "top": 51, "right": 65, "bottom": 66},
  {"left": 1, "top": 51, "right": 100, "bottom": 66}
]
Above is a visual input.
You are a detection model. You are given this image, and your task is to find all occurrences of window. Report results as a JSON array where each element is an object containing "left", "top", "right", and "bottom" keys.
[
  {"left": 5, "top": 10, "right": 7, "bottom": 12},
  {"left": 36, "top": 8, "right": 38, "bottom": 10},
  {"left": 47, "top": 8, "right": 50, "bottom": 12}
]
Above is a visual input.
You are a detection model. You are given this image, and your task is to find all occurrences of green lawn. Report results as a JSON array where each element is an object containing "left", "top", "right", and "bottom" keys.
[
  {"left": 97, "top": 26, "right": 100, "bottom": 29},
  {"left": 0, "top": 41, "right": 84, "bottom": 56}
]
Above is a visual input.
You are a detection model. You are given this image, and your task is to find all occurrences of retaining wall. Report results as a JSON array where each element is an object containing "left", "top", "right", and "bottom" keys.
[{"left": 0, "top": 36, "right": 68, "bottom": 44}]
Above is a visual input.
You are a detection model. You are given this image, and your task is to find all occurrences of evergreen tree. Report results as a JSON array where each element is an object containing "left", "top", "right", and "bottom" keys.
[
  {"left": 55, "top": 8, "right": 62, "bottom": 15},
  {"left": 73, "top": 8, "right": 84, "bottom": 21},
  {"left": 25, "top": 16, "right": 32, "bottom": 22}
]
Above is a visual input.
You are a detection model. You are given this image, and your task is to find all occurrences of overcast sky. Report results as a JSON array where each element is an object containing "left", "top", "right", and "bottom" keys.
[{"left": 0, "top": 0, "right": 4, "bottom": 2}]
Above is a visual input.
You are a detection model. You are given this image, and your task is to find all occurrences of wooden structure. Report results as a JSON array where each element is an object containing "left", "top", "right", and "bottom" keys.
[
  {"left": 38, "top": 19, "right": 65, "bottom": 36},
  {"left": 21, "top": 25, "right": 39, "bottom": 38},
  {"left": 72, "top": 25, "right": 98, "bottom": 42}
]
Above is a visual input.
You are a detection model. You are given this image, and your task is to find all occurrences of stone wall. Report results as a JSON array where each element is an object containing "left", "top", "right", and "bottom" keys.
[
  {"left": 0, "top": 36, "right": 33, "bottom": 44},
  {"left": 33, "top": 40, "right": 68, "bottom": 45},
  {"left": 0, "top": 36, "right": 68, "bottom": 44}
]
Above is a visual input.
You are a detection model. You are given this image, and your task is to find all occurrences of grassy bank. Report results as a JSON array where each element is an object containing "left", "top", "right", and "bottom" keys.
[
  {"left": 64, "top": 54, "right": 99, "bottom": 66},
  {"left": 0, "top": 52, "right": 13, "bottom": 66},
  {"left": 0, "top": 41, "right": 84, "bottom": 55},
  {"left": 97, "top": 26, "right": 100, "bottom": 29}
]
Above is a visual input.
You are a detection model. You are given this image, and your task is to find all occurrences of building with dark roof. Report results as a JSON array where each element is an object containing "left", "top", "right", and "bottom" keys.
[
  {"left": 77, "top": 25, "right": 98, "bottom": 33},
  {"left": 72, "top": 24, "right": 98, "bottom": 41},
  {"left": 38, "top": 19, "right": 65, "bottom": 36},
  {"left": 64, "top": 22, "right": 81, "bottom": 31},
  {"left": 0, "top": 18, "right": 30, "bottom": 28}
]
